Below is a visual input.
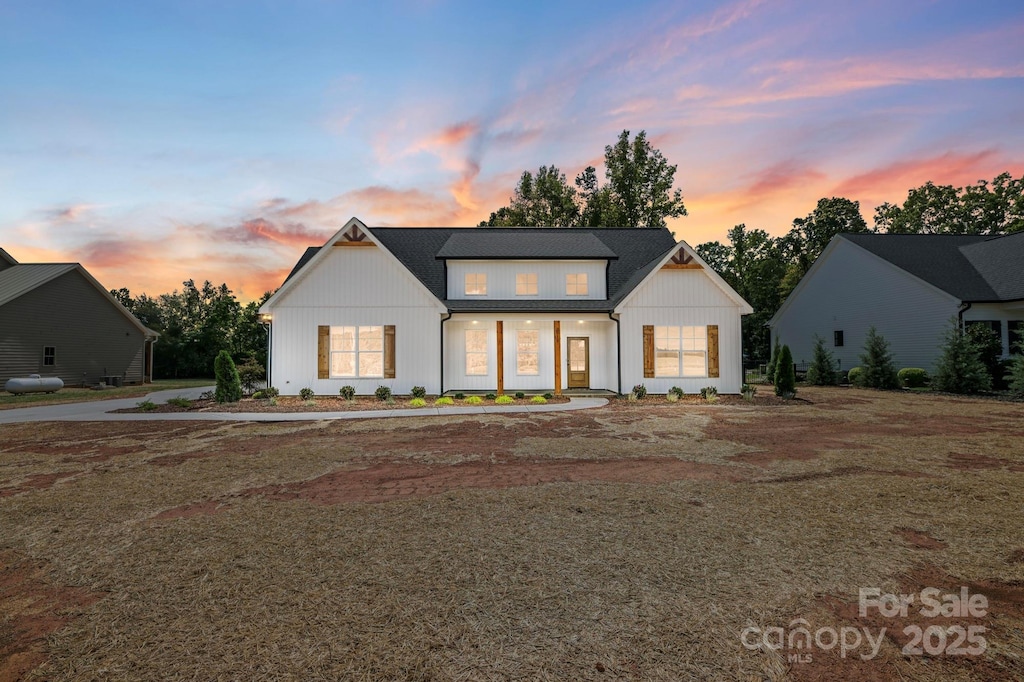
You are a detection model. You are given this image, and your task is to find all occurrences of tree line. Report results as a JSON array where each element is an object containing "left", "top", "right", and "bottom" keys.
[
  {"left": 111, "top": 280, "right": 271, "bottom": 379},
  {"left": 112, "top": 128, "right": 1022, "bottom": 377}
]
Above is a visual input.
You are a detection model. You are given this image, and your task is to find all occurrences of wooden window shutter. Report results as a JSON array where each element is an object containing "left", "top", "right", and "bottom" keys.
[
  {"left": 707, "top": 324, "right": 720, "bottom": 378},
  {"left": 317, "top": 325, "right": 330, "bottom": 379},
  {"left": 643, "top": 325, "right": 655, "bottom": 378},
  {"left": 384, "top": 325, "right": 396, "bottom": 378}
]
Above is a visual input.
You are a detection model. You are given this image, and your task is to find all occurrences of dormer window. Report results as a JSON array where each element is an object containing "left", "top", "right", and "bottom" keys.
[
  {"left": 465, "top": 273, "right": 487, "bottom": 295},
  {"left": 566, "top": 273, "right": 588, "bottom": 296},
  {"left": 516, "top": 273, "right": 538, "bottom": 296}
]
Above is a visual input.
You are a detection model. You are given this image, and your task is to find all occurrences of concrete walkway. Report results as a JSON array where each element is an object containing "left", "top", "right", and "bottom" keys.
[{"left": 0, "top": 386, "right": 608, "bottom": 424}]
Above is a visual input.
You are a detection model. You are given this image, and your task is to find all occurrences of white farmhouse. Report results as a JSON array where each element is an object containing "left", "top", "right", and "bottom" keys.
[
  {"left": 769, "top": 232, "right": 1024, "bottom": 372},
  {"left": 260, "top": 218, "right": 753, "bottom": 396}
]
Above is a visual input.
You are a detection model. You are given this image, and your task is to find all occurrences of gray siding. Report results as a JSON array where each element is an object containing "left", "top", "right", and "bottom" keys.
[
  {"left": 771, "top": 239, "right": 961, "bottom": 372},
  {"left": 0, "top": 270, "right": 147, "bottom": 385}
]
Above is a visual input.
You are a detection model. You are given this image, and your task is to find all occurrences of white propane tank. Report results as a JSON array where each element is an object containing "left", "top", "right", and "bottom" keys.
[{"left": 4, "top": 374, "right": 65, "bottom": 395}]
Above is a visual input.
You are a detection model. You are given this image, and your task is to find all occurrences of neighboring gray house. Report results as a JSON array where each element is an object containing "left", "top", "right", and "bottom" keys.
[
  {"left": 0, "top": 247, "right": 158, "bottom": 386},
  {"left": 769, "top": 232, "right": 1024, "bottom": 372}
]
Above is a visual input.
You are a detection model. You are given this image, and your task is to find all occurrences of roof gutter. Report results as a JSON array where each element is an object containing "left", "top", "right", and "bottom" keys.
[{"left": 958, "top": 301, "right": 972, "bottom": 329}]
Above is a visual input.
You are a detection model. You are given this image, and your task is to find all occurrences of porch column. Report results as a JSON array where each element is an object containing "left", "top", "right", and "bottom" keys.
[
  {"left": 496, "top": 320, "right": 504, "bottom": 395},
  {"left": 553, "top": 320, "right": 562, "bottom": 395}
]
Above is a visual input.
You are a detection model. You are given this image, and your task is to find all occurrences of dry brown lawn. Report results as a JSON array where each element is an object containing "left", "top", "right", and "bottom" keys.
[{"left": 0, "top": 387, "right": 1022, "bottom": 681}]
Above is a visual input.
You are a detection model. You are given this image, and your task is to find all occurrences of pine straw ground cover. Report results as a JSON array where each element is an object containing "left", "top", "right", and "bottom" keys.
[{"left": 0, "top": 387, "right": 1021, "bottom": 680}]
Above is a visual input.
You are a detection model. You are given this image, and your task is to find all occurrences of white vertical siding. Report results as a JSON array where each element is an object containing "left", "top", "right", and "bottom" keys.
[
  {"left": 446, "top": 260, "right": 607, "bottom": 300},
  {"left": 771, "top": 239, "right": 961, "bottom": 372},
  {"left": 269, "top": 245, "right": 442, "bottom": 395},
  {"left": 619, "top": 268, "right": 745, "bottom": 394},
  {"left": 443, "top": 315, "right": 617, "bottom": 392}
]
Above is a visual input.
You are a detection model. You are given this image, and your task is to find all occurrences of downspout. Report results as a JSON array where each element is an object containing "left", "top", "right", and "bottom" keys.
[
  {"left": 957, "top": 301, "right": 972, "bottom": 329},
  {"left": 608, "top": 311, "right": 621, "bottom": 395},
  {"left": 440, "top": 311, "right": 452, "bottom": 395}
]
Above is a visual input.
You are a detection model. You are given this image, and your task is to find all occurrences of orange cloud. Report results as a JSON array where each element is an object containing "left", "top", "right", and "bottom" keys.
[{"left": 831, "top": 150, "right": 1009, "bottom": 201}]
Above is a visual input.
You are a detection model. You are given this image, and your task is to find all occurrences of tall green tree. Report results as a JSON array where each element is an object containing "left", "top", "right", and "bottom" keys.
[
  {"left": 695, "top": 225, "right": 787, "bottom": 364},
  {"left": 859, "top": 327, "right": 900, "bottom": 390},
  {"left": 597, "top": 130, "right": 687, "bottom": 227},
  {"left": 934, "top": 319, "right": 992, "bottom": 394},
  {"left": 479, "top": 165, "right": 579, "bottom": 226}
]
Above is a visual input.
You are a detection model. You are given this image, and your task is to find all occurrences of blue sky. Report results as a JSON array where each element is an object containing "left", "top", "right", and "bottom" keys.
[{"left": 1, "top": 0, "right": 1022, "bottom": 299}]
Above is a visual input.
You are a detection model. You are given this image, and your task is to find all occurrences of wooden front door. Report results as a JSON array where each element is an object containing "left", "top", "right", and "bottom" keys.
[{"left": 567, "top": 337, "right": 589, "bottom": 389}]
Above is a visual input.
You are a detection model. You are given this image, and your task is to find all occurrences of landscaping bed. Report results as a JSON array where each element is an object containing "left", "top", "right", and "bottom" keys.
[{"left": 114, "top": 394, "right": 572, "bottom": 413}]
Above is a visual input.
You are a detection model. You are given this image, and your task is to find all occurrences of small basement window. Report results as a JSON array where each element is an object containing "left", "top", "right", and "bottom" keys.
[
  {"left": 43, "top": 346, "right": 56, "bottom": 366},
  {"left": 834, "top": 330, "right": 844, "bottom": 347}
]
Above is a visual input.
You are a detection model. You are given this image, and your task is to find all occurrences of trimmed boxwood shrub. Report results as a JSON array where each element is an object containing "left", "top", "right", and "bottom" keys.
[
  {"left": 514, "top": 391, "right": 525, "bottom": 399},
  {"left": 454, "top": 392, "right": 465, "bottom": 400},
  {"left": 543, "top": 392, "right": 554, "bottom": 400},
  {"left": 375, "top": 386, "right": 392, "bottom": 401},
  {"left": 339, "top": 385, "right": 356, "bottom": 400},
  {"left": 897, "top": 367, "right": 930, "bottom": 388},
  {"left": 847, "top": 366, "right": 865, "bottom": 386},
  {"left": 485, "top": 393, "right": 496, "bottom": 400},
  {"left": 410, "top": 386, "right": 427, "bottom": 399}
]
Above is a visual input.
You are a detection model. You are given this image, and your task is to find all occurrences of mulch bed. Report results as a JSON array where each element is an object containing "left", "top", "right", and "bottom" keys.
[{"left": 113, "top": 395, "right": 573, "bottom": 414}]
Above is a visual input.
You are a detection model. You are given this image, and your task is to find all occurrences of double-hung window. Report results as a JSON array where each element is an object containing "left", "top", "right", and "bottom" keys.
[
  {"left": 43, "top": 346, "right": 56, "bottom": 366},
  {"left": 654, "top": 326, "right": 707, "bottom": 377},
  {"left": 330, "top": 326, "right": 383, "bottom": 378}
]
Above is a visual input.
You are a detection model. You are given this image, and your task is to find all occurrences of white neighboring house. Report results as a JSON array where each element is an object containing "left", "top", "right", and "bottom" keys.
[
  {"left": 260, "top": 218, "right": 753, "bottom": 396},
  {"left": 769, "top": 232, "right": 1024, "bottom": 372}
]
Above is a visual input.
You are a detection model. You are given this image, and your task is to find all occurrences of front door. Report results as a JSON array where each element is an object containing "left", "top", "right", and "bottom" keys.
[{"left": 567, "top": 337, "right": 589, "bottom": 389}]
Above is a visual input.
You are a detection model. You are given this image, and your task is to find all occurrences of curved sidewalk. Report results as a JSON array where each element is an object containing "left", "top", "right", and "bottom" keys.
[{"left": 0, "top": 386, "right": 608, "bottom": 424}]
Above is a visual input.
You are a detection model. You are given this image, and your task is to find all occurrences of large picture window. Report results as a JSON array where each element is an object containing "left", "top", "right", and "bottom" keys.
[
  {"left": 465, "top": 273, "right": 487, "bottom": 295},
  {"left": 465, "top": 329, "right": 488, "bottom": 375},
  {"left": 330, "top": 326, "right": 383, "bottom": 377},
  {"left": 516, "top": 273, "right": 538, "bottom": 296},
  {"left": 566, "top": 273, "right": 588, "bottom": 296},
  {"left": 516, "top": 330, "right": 539, "bottom": 375},
  {"left": 655, "top": 326, "right": 707, "bottom": 377}
]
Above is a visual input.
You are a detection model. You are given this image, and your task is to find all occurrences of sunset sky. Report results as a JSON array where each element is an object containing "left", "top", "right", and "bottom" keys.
[{"left": 2, "top": 0, "right": 1022, "bottom": 301}]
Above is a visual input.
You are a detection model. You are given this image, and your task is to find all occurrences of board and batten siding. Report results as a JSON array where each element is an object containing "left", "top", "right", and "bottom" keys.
[
  {"left": 771, "top": 238, "right": 961, "bottom": 372},
  {"left": 268, "top": 244, "right": 442, "bottom": 395},
  {"left": 618, "top": 268, "right": 744, "bottom": 394},
  {"left": 446, "top": 260, "right": 607, "bottom": 300},
  {"left": 0, "top": 270, "right": 147, "bottom": 385}
]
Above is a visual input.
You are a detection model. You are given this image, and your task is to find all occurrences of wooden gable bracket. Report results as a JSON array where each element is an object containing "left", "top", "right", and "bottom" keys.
[
  {"left": 334, "top": 223, "right": 375, "bottom": 246},
  {"left": 662, "top": 247, "right": 702, "bottom": 270}
]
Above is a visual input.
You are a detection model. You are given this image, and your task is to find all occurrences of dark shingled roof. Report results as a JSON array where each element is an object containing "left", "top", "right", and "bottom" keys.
[
  {"left": 436, "top": 231, "right": 617, "bottom": 260},
  {"left": 284, "top": 227, "right": 678, "bottom": 312},
  {"left": 841, "top": 232, "right": 1024, "bottom": 302}
]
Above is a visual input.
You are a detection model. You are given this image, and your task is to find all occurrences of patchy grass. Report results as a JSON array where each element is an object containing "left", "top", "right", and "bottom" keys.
[
  {"left": 0, "top": 379, "right": 213, "bottom": 409},
  {"left": 0, "top": 387, "right": 1021, "bottom": 680}
]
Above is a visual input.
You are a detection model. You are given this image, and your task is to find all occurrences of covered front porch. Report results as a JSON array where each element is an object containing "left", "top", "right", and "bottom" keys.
[{"left": 442, "top": 313, "right": 619, "bottom": 395}]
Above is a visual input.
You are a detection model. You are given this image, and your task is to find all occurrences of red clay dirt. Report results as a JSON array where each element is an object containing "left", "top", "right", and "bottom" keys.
[
  {"left": 241, "top": 456, "right": 747, "bottom": 506},
  {"left": 787, "top": 564, "right": 1024, "bottom": 682},
  {"left": 0, "top": 551, "right": 101, "bottom": 682},
  {"left": 893, "top": 527, "right": 948, "bottom": 550}
]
